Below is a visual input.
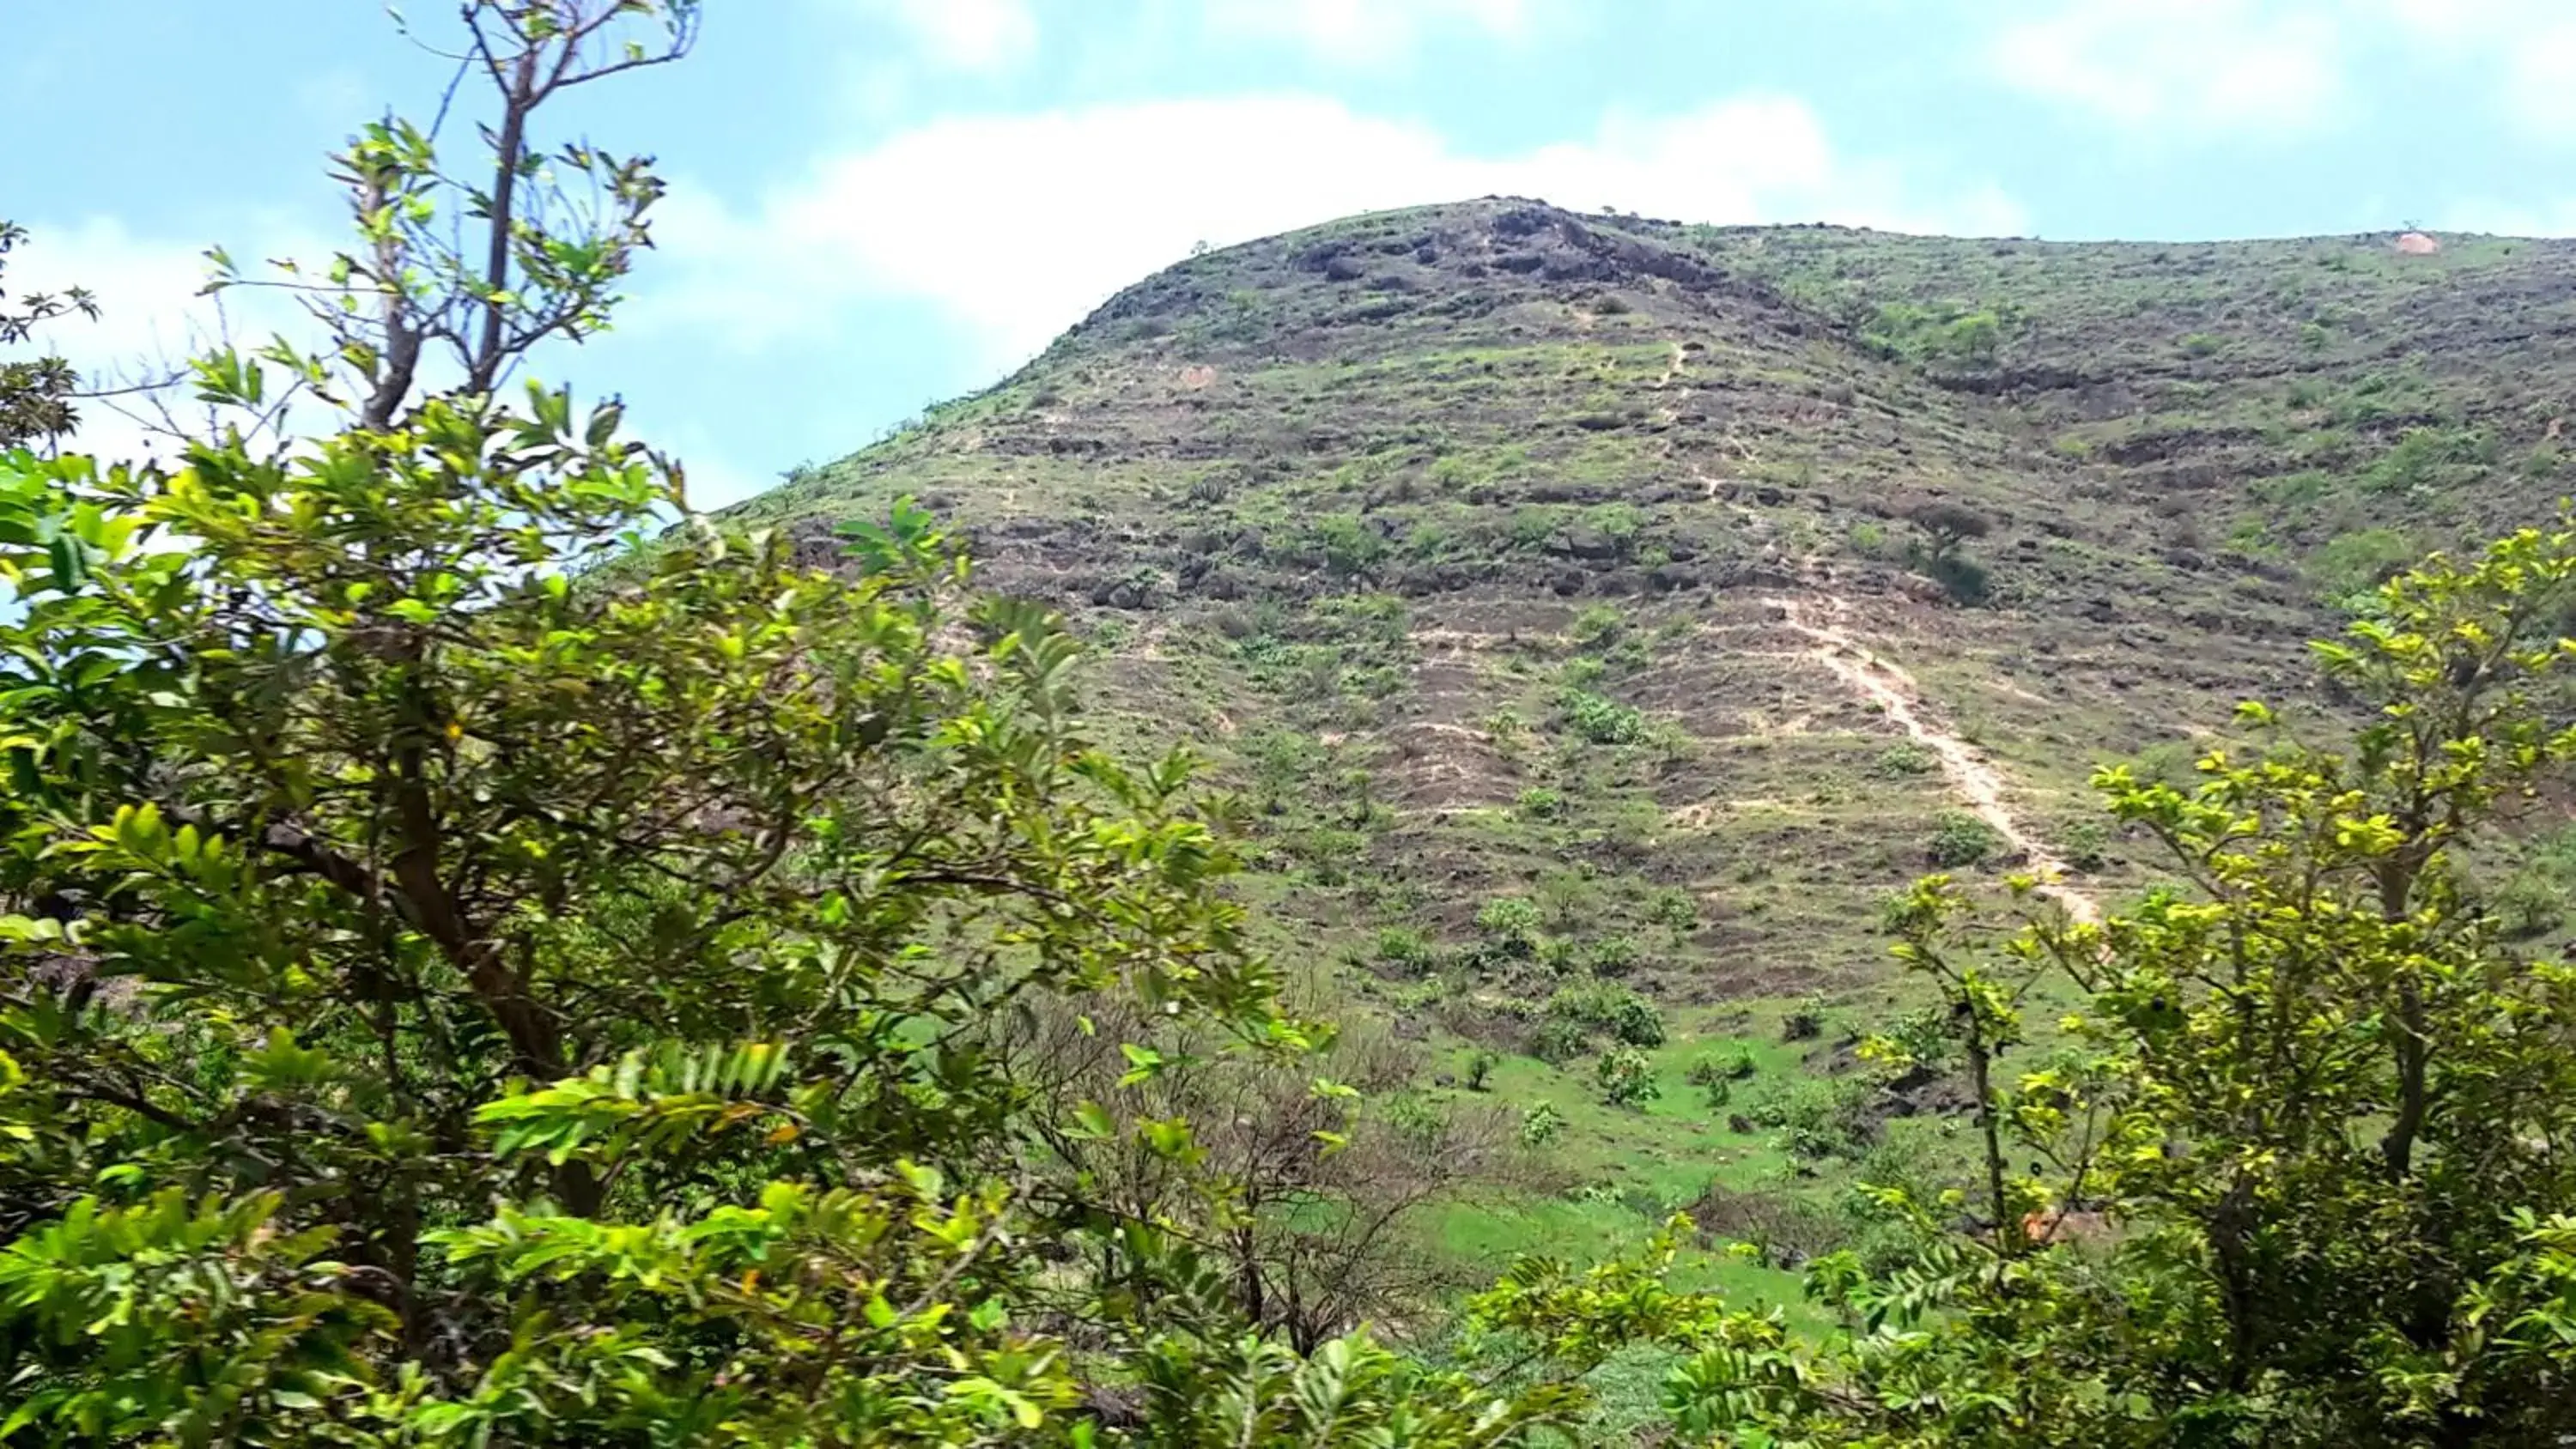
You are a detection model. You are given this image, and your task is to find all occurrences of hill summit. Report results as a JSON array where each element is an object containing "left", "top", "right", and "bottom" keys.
[{"left": 734, "top": 197, "right": 2576, "bottom": 991}]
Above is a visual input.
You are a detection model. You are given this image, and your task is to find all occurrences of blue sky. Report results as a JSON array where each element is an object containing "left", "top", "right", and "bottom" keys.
[{"left": 7, "top": 0, "right": 2574, "bottom": 506}]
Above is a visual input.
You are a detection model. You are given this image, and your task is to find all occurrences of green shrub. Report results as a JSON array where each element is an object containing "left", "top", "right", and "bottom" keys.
[
  {"left": 1741, "top": 1076, "right": 1872, "bottom": 1159},
  {"left": 1508, "top": 505, "right": 1564, "bottom": 551},
  {"left": 1312, "top": 512, "right": 1388, "bottom": 579},
  {"left": 1375, "top": 926, "right": 1435, "bottom": 971},
  {"left": 2491, "top": 825, "right": 2576, "bottom": 940},
  {"left": 2249, "top": 470, "right": 2334, "bottom": 510},
  {"left": 1686, "top": 1046, "right": 1759, "bottom": 1086},
  {"left": 1535, "top": 936, "right": 1584, "bottom": 976},
  {"left": 1607, "top": 996, "right": 1666, "bottom": 1048},
  {"left": 2492, "top": 875, "right": 2564, "bottom": 941},
  {"left": 1862, "top": 299, "right": 2008, "bottom": 363},
  {"left": 1546, "top": 981, "right": 1665, "bottom": 1047},
  {"left": 1595, "top": 1047, "right": 1659, "bottom": 1108},
  {"left": 1518, "top": 1100, "right": 1567, "bottom": 1147},
  {"left": 2063, "top": 817, "right": 2111, "bottom": 872},
  {"left": 1585, "top": 502, "right": 1643, "bottom": 556},
  {"left": 1571, "top": 603, "right": 1625, "bottom": 646},
  {"left": 2128, "top": 738, "right": 2203, "bottom": 789},
  {"left": 1648, "top": 889, "right": 1698, "bottom": 936},
  {"left": 1402, "top": 520, "right": 1455, "bottom": 559},
  {"left": 1781, "top": 998, "right": 1826, "bottom": 1041},
  {"left": 1515, "top": 786, "right": 1564, "bottom": 820},
  {"left": 1870, "top": 743, "right": 1936, "bottom": 779},
  {"left": 1475, "top": 896, "right": 1543, "bottom": 950},
  {"left": 1927, "top": 811, "right": 2002, "bottom": 868},
  {"left": 1528, "top": 1017, "right": 1589, "bottom": 1064},
  {"left": 1286, "top": 825, "right": 1368, "bottom": 884},
  {"left": 2310, "top": 526, "right": 2422, "bottom": 609},
  {"left": 1869, "top": 1006, "right": 1957, "bottom": 1073},
  {"left": 1534, "top": 870, "right": 1595, "bottom": 929},
  {"left": 1928, "top": 554, "right": 1990, "bottom": 605},
  {"left": 1384, "top": 1091, "right": 1449, "bottom": 1145},
  {"left": 1558, "top": 688, "right": 1648, "bottom": 745},
  {"left": 1943, "top": 312, "right": 2001, "bottom": 362},
  {"left": 2362, "top": 426, "right": 2475, "bottom": 496},
  {"left": 1586, "top": 935, "right": 1641, "bottom": 977}
]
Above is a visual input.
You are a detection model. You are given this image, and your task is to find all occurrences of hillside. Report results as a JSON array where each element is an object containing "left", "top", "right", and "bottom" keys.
[{"left": 726, "top": 197, "right": 2576, "bottom": 1307}]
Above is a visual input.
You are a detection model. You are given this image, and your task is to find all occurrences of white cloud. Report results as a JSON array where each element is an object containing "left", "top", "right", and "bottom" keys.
[
  {"left": 13, "top": 219, "right": 222, "bottom": 376},
  {"left": 2511, "top": 31, "right": 2576, "bottom": 136},
  {"left": 11, "top": 218, "right": 244, "bottom": 464},
  {"left": 11, "top": 215, "right": 342, "bottom": 463},
  {"left": 2003, "top": 0, "right": 2576, "bottom": 144},
  {"left": 1990, "top": 0, "right": 2348, "bottom": 136},
  {"left": 2376, "top": 0, "right": 2576, "bottom": 139},
  {"left": 866, "top": 0, "right": 1038, "bottom": 73},
  {"left": 1201, "top": 0, "right": 1551, "bottom": 65},
  {"left": 639, "top": 92, "right": 2026, "bottom": 368}
]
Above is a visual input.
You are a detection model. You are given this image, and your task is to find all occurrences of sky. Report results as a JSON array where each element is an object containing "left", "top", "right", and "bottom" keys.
[{"left": 6, "top": 0, "right": 2575, "bottom": 508}]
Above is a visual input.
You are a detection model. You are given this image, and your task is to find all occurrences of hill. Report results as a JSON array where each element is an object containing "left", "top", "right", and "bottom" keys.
[{"left": 724, "top": 197, "right": 2576, "bottom": 1321}]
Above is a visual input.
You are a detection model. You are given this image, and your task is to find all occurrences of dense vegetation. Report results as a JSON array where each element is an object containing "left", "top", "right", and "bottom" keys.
[{"left": 9, "top": 4, "right": 2576, "bottom": 1444}]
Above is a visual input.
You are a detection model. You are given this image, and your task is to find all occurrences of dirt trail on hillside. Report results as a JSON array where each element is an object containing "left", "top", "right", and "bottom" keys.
[{"left": 1768, "top": 593, "right": 2100, "bottom": 925}]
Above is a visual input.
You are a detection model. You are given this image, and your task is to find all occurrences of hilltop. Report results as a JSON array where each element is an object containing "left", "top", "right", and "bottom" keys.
[
  {"left": 740, "top": 195, "right": 2576, "bottom": 951},
  {"left": 726, "top": 197, "right": 2576, "bottom": 1300}
]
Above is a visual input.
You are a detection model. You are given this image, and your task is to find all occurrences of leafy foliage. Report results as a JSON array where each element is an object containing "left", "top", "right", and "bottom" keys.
[
  {"left": 1647, "top": 522, "right": 2576, "bottom": 1445},
  {"left": 15, "top": 6, "right": 2576, "bottom": 1445},
  {"left": 1594, "top": 1047, "right": 1658, "bottom": 1108},
  {"left": 0, "top": 221, "right": 97, "bottom": 450},
  {"left": 1925, "top": 810, "right": 2002, "bottom": 867},
  {"left": 1544, "top": 981, "right": 1666, "bottom": 1048},
  {"left": 0, "top": 8, "right": 1652, "bottom": 1444},
  {"left": 1555, "top": 688, "right": 1649, "bottom": 746}
]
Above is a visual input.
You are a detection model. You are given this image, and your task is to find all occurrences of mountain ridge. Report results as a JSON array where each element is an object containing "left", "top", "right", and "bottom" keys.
[
  {"left": 716, "top": 189, "right": 2576, "bottom": 1294},
  {"left": 727, "top": 189, "right": 2576, "bottom": 994}
]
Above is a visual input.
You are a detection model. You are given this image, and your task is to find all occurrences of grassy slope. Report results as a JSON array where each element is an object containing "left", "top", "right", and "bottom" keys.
[{"left": 725, "top": 199, "right": 2576, "bottom": 1359}]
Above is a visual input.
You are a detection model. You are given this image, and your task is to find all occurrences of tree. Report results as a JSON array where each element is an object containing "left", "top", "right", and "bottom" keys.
[
  {"left": 1904, "top": 499, "right": 1994, "bottom": 604},
  {"left": 1649, "top": 522, "right": 2576, "bottom": 1445},
  {"left": 1904, "top": 498, "right": 1990, "bottom": 567},
  {"left": 1014, "top": 999, "right": 1522, "bottom": 1355},
  {"left": 0, "top": 6, "right": 1653, "bottom": 1444},
  {"left": 0, "top": 221, "right": 98, "bottom": 449}
]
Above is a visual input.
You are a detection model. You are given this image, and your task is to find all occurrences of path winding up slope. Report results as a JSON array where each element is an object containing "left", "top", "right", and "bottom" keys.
[{"left": 1770, "top": 595, "right": 2101, "bottom": 925}]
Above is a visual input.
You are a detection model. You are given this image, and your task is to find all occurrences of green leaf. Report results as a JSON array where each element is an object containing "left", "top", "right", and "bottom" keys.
[{"left": 1116, "top": 1042, "right": 1165, "bottom": 1086}]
